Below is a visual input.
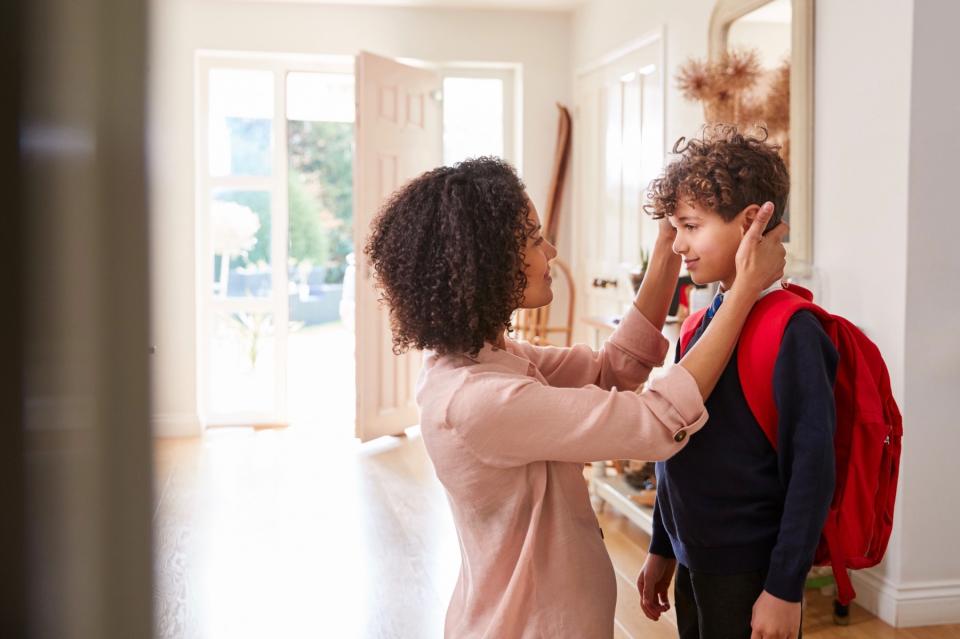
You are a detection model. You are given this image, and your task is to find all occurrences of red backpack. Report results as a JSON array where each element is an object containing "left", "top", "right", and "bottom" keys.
[{"left": 679, "top": 283, "right": 902, "bottom": 605}]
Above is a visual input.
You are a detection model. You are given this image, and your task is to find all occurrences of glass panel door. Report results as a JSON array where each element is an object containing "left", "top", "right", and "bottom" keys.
[{"left": 201, "top": 65, "right": 286, "bottom": 425}]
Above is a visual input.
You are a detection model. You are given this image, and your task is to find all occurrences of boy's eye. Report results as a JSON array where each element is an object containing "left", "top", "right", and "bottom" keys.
[{"left": 534, "top": 237, "right": 544, "bottom": 246}]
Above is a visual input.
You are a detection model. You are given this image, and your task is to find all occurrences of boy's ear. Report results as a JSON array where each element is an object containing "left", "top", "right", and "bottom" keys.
[{"left": 739, "top": 204, "right": 761, "bottom": 235}]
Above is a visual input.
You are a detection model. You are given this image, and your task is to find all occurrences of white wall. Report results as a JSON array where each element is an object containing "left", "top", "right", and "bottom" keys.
[
  {"left": 816, "top": 0, "right": 960, "bottom": 626},
  {"left": 899, "top": 0, "right": 960, "bottom": 624},
  {"left": 149, "top": 0, "right": 572, "bottom": 435},
  {"left": 813, "top": 0, "right": 913, "bottom": 620}
]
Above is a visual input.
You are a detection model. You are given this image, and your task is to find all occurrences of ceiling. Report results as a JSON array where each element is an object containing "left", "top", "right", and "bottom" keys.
[{"left": 240, "top": 0, "right": 585, "bottom": 11}]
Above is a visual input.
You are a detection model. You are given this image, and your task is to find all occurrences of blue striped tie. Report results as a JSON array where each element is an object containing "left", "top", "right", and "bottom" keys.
[{"left": 705, "top": 292, "right": 724, "bottom": 321}]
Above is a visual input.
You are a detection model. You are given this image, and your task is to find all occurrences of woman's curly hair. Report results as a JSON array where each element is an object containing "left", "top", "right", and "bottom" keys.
[
  {"left": 644, "top": 124, "right": 789, "bottom": 224},
  {"left": 364, "top": 156, "right": 535, "bottom": 357}
]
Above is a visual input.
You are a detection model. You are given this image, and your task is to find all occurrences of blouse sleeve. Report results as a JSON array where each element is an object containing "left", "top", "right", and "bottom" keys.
[
  {"left": 443, "top": 362, "right": 708, "bottom": 468},
  {"left": 510, "top": 304, "right": 670, "bottom": 392}
]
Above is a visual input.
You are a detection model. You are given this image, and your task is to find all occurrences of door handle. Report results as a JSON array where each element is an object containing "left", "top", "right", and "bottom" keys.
[{"left": 592, "top": 277, "right": 618, "bottom": 289}]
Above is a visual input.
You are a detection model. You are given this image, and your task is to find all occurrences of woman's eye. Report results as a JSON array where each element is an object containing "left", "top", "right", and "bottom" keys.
[
  {"left": 534, "top": 237, "right": 544, "bottom": 246},
  {"left": 684, "top": 225, "right": 697, "bottom": 231}
]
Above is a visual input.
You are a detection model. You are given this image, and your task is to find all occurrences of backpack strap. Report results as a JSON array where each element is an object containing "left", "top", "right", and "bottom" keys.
[
  {"left": 823, "top": 517, "right": 857, "bottom": 605},
  {"left": 736, "top": 283, "right": 819, "bottom": 449},
  {"left": 679, "top": 308, "right": 708, "bottom": 356}
]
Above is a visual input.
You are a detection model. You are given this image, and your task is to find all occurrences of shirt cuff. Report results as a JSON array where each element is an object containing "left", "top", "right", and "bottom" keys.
[
  {"left": 649, "top": 535, "right": 675, "bottom": 559},
  {"left": 650, "top": 514, "right": 676, "bottom": 558},
  {"left": 608, "top": 304, "right": 670, "bottom": 368},
  {"left": 645, "top": 364, "right": 708, "bottom": 440},
  {"left": 763, "top": 567, "right": 808, "bottom": 604}
]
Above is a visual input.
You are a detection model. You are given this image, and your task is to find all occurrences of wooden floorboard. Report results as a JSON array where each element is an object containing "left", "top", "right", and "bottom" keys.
[{"left": 154, "top": 430, "right": 960, "bottom": 639}]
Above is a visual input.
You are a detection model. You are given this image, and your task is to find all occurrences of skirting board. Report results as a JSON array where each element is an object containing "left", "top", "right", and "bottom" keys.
[
  {"left": 152, "top": 412, "right": 203, "bottom": 438},
  {"left": 851, "top": 569, "right": 960, "bottom": 627}
]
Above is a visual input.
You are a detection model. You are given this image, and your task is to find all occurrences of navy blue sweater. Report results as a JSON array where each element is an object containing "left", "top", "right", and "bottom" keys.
[{"left": 651, "top": 310, "right": 839, "bottom": 602}]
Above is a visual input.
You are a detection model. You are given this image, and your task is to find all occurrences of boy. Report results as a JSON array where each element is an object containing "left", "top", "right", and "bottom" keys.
[{"left": 638, "top": 126, "right": 838, "bottom": 639}]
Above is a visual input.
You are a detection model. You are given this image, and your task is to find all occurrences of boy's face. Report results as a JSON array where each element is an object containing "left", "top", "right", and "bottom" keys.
[{"left": 669, "top": 200, "right": 757, "bottom": 290}]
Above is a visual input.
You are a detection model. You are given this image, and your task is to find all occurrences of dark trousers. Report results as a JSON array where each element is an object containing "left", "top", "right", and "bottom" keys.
[{"left": 674, "top": 564, "right": 801, "bottom": 639}]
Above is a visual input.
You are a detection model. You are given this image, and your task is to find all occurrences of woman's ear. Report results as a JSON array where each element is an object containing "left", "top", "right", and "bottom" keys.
[{"left": 739, "top": 204, "right": 761, "bottom": 235}]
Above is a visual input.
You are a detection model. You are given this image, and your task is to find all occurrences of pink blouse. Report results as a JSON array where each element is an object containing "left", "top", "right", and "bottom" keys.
[{"left": 416, "top": 305, "right": 709, "bottom": 638}]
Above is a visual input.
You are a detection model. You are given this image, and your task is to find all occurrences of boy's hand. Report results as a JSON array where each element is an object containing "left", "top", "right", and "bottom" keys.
[
  {"left": 735, "top": 201, "right": 788, "bottom": 295},
  {"left": 750, "top": 590, "right": 802, "bottom": 639},
  {"left": 637, "top": 553, "right": 676, "bottom": 621}
]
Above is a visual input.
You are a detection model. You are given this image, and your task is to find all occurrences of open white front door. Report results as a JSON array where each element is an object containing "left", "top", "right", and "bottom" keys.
[{"left": 354, "top": 52, "right": 442, "bottom": 441}]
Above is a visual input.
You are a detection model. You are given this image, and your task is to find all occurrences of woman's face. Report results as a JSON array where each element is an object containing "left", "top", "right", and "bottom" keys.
[{"left": 519, "top": 198, "right": 558, "bottom": 309}]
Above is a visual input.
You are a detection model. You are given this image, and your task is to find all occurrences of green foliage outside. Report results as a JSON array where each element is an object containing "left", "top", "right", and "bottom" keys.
[
  {"left": 216, "top": 119, "right": 354, "bottom": 284},
  {"left": 288, "top": 120, "right": 354, "bottom": 283}
]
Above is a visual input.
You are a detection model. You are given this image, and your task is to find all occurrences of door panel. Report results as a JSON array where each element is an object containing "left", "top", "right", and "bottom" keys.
[{"left": 354, "top": 52, "right": 442, "bottom": 442}]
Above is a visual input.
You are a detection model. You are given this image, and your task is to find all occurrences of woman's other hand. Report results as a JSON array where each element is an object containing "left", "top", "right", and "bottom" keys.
[{"left": 735, "top": 201, "right": 788, "bottom": 296}]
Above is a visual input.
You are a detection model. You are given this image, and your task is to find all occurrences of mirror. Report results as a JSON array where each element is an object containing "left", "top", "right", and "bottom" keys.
[
  {"left": 728, "top": 0, "right": 791, "bottom": 67},
  {"left": 709, "top": 0, "right": 814, "bottom": 266}
]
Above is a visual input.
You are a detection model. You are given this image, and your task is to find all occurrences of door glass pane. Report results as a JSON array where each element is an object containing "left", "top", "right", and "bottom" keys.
[
  {"left": 208, "top": 311, "right": 275, "bottom": 415},
  {"left": 208, "top": 69, "right": 274, "bottom": 177},
  {"left": 442, "top": 77, "right": 503, "bottom": 164},
  {"left": 621, "top": 74, "right": 641, "bottom": 264},
  {"left": 602, "top": 82, "right": 623, "bottom": 265},
  {"left": 211, "top": 190, "right": 272, "bottom": 298}
]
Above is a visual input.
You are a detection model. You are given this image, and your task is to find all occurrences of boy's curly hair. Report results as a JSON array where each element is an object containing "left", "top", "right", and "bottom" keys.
[
  {"left": 364, "top": 156, "right": 535, "bottom": 357},
  {"left": 644, "top": 125, "right": 789, "bottom": 224}
]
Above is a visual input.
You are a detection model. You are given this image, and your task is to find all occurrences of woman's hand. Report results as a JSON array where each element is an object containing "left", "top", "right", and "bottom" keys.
[
  {"left": 656, "top": 216, "right": 677, "bottom": 246},
  {"left": 735, "top": 202, "right": 788, "bottom": 296},
  {"left": 632, "top": 216, "right": 682, "bottom": 330}
]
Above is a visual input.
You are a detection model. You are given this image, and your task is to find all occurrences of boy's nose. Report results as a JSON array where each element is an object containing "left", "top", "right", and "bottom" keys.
[{"left": 672, "top": 234, "right": 687, "bottom": 255}]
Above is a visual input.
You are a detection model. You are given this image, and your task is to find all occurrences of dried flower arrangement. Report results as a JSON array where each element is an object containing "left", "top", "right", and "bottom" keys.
[{"left": 676, "top": 48, "right": 791, "bottom": 163}]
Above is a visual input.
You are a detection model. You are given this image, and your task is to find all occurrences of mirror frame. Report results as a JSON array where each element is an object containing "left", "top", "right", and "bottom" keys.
[{"left": 709, "top": 0, "right": 814, "bottom": 265}]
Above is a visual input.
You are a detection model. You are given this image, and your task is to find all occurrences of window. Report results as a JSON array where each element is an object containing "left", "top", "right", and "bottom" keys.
[{"left": 441, "top": 67, "right": 518, "bottom": 167}]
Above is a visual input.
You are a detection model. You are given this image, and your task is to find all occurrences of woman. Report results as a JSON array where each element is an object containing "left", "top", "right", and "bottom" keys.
[{"left": 364, "top": 157, "right": 787, "bottom": 638}]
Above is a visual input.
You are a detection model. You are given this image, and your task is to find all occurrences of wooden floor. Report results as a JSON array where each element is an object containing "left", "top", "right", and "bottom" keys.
[{"left": 154, "top": 428, "right": 960, "bottom": 639}]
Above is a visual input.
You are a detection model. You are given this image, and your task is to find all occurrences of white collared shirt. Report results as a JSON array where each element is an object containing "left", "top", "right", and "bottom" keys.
[{"left": 717, "top": 279, "right": 786, "bottom": 302}]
